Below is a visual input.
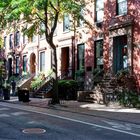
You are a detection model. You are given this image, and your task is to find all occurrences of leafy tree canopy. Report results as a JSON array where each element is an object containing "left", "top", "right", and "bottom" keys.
[
  {"left": 0, "top": 0, "right": 88, "bottom": 104},
  {"left": 0, "top": 0, "right": 86, "bottom": 38}
]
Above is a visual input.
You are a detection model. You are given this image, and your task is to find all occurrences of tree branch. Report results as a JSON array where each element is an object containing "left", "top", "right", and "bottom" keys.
[
  {"left": 50, "top": 0, "right": 60, "bottom": 38},
  {"left": 44, "top": 0, "right": 49, "bottom": 38},
  {"left": 49, "top": 1, "right": 58, "bottom": 12},
  {"left": 35, "top": 12, "right": 45, "bottom": 23}
]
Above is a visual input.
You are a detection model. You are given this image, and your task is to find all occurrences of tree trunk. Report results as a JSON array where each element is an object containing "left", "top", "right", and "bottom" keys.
[{"left": 50, "top": 45, "right": 60, "bottom": 104}]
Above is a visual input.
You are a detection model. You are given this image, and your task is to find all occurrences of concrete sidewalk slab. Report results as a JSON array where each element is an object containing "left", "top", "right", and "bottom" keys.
[
  {"left": 2, "top": 96, "right": 140, "bottom": 113},
  {"left": 1, "top": 96, "right": 140, "bottom": 124}
]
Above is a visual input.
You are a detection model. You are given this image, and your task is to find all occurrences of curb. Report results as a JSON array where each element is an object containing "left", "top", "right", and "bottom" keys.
[{"left": 1, "top": 99, "right": 140, "bottom": 125}]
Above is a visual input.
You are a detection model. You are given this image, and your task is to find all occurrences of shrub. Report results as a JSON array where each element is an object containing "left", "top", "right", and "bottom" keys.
[
  {"left": 30, "top": 73, "right": 45, "bottom": 90},
  {"left": 118, "top": 90, "right": 140, "bottom": 108},
  {"left": 75, "top": 69, "right": 85, "bottom": 77},
  {"left": 58, "top": 80, "right": 78, "bottom": 100}
]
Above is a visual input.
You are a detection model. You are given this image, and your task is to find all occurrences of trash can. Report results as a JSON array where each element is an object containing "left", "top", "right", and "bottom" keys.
[
  {"left": 18, "top": 89, "right": 29, "bottom": 102},
  {"left": 3, "top": 88, "right": 10, "bottom": 100}
]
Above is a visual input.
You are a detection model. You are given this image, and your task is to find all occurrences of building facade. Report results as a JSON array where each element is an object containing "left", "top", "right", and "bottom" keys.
[{"left": 2, "top": 0, "right": 140, "bottom": 91}]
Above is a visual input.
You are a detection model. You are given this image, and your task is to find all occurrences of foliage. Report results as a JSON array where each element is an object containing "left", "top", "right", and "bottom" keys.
[
  {"left": 75, "top": 69, "right": 85, "bottom": 77},
  {"left": 2, "top": 80, "right": 11, "bottom": 89},
  {"left": 118, "top": 90, "right": 140, "bottom": 108},
  {"left": 0, "top": 60, "right": 6, "bottom": 87},
  {"left": 114, "top": 69, "right": 137, "bottom": 91},
  {"left": 0, "top": 0, "right": 90, "bottom": 104},
  {"left": 92, "top": 68, "right": 104, "bottom": 86},
  {"left": 0, "top": 36, "right": 3, "bottom": 48},
  {"left": 8, "top": 75, "right": 18, "bottom": 82},
  {"left": 116, "top": 69, "right": 129, "bottom": 81},
  {"left": 22, "top": 71, "right": 29, "bottom": 76},
  {"left": 30, "top": 73, "right": 46, "bottom": 90},
  {"left": 58, "top": 80, "right": 78, "bottom": 100}
]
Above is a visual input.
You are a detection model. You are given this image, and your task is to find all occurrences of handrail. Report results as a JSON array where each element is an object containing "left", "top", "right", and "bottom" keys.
[
  {"left": 58, "top": 69, "right": 70, "bottom": 80},
  {"left": 16, "top": 73, "right": 35, "bottom": 86},
  {"left": 93, "top": 69, "right": 104, "bottom": 79},
  {"left": 32, "top": 72, "right": 54, "bottom": 93}
]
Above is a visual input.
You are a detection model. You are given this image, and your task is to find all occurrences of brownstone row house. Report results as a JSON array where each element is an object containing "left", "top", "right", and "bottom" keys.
[{"left": 2, "top": 0, "right": 140, "bottom": 91}]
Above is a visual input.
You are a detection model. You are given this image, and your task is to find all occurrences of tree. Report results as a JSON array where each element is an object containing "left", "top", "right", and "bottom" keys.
[{"left": 0, "top": 0, "right": 87, "bottom": 104}]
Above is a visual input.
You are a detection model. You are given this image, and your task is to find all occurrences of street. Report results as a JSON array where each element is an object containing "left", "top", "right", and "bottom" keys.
[{"left": 0, "top": 102, "right": 140, "bottom": 140}]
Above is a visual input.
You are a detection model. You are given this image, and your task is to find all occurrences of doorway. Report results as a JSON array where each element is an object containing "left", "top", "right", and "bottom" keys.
[
  {"left": 8, "top": 58, "right": 12, "bottom": 78},
  {"left": 61, "top": 47, "right": 69, "bottom": 77},
  {"left": 30, "top": 53, "right": 36, "bottom": 74},
  {"left": 113, "top": 35, "right": 127, "bottom": 74}
]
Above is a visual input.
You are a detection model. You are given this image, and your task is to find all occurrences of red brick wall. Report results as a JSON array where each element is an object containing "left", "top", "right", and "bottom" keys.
[
  {"left": 133, "top": 0, "right": 140, "bottom": 91},
  {"left": 103, "top": 0, "right": 140, "bottom": 90}
]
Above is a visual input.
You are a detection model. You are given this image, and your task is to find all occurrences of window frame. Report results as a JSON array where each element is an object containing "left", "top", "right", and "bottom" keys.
[
  {"left": 77, "top": 44, "right": 85, "bottom": 70},
  {"left": 15, "top": 31, "right": 20, "bottom": 47},
  {"left": 116, "top": 0, "right": 127, "bottom": 15},
  {"left": 40, "top": 22, "right": 46, "bottom": 39},
  {"left": 63, "top": 13, "right": 70, "bottom": 32},
  {"left": 9, "top": 34, "right": 13, "bottom": 49},
  {"left": 77, "top": 8, "right": 84, "bottom": 27},
  {"left": 23, "top": 55, "right": 27, "bottom": 72},
  {"left": 16, "top": 57, "right": 20, "bottom": 74},
  {"left": 4, "top": 36, "right": 7, "bottom": 48},
  {"left": 94, "top": 40, "right": 103, "bottom": 69},
  {"left": 40, "top": 51, "right": 45, "bottom": 72},
  {"left": 95, "top": 0, "right": 104, "bottom": 22}
]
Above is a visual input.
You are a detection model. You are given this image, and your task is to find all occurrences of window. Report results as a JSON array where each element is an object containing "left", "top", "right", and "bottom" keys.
[
  {"left": 40, "top": 51, "right": 45, "bottom": 72},
  {"left": 40, "top": 22, "right": 45, "bottom": 39},
  {"left": 23, "top": 55, "right": 27, "bottom": 72},
  {"left": 15, "top": 31, "right": 20, "bottom": 46},
  {"left": 63, "top": 13, "right": 70, "bottom": 32},
  {"left": 9, "top": 34, "right": 13, "bottom": 48},
  {"left": 16, "top": 57, "right": 20, "bottom": 74},
  {"left": 77, "top": 8, "right": 84, "bottom": 27},
  {"left": 95, "top": 40, "right": 103, "bottom": 69},
  {"left": 23, "top": 35, "right": 28, "bottom": 44},
  {"left": 77, "top": 44, "right": 85, "bottom": 70},
  {"left": 123, "top": 45, "right": 128, "bottom": 69},
  {"left": 117, "top": 0, "right": 127, "bottom": 15},
  {"left": 95, "top": 0, "right": 104, "bottom": 22},
  {"left": 40, "top": 33, "right": 45, "bottom": 39},
  {"left": 29, "top": 35, "right": 36, "bottom": 42},
  {"left": 31, "top": 35, "right": 36, "bottom": 42},
  {"left": 4, "top": 36, "right": 7, "bottom": 48},
  {"left": 51, "top": 20, "right": 57, "bottom": 36},
  {"left": 23, "top": 34, "right": 25, "bottom": 44}
]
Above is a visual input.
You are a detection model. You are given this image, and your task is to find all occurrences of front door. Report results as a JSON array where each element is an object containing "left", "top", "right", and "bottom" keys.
[
  {"left": 8, "top": 58, "right": 12, "bottom": 78},
  {"left": 30, "top": 53, "right": 36, "bottom": 74},
  {"left": 61, "top": 47, "right": 69, "bottom": 77},
  {"left": 113, "top": 35, "right": 127, "bottom": 74}
]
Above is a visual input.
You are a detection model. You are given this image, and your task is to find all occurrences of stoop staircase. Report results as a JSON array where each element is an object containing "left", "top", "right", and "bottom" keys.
[
  {"left": 16, "top": 74, "right": 35, "bottom": 90},
  {"left": 32, "top": 75, "right": 54, "bottom": 98},
  {"left": 77, "top": 72, "right": 118, "bottom": 105},
  {"left": 32, "top": 70, "right": 71, "bottom": 99},
  {"left": 93, "top": 73, "right": 117, "bottom": 105}
]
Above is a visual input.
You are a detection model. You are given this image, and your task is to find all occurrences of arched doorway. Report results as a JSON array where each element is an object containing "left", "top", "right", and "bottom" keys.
[{"left": 30, "top": 53, "right": 36, "bottom": 74}]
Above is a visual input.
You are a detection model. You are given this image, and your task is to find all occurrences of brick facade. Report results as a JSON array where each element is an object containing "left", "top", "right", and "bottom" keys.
[{"left": 2, "top": 0, "right": 140, "bottom": 91}]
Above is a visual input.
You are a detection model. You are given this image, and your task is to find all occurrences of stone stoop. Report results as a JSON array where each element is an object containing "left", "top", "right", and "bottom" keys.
[
  {"left": 77, "top": 73, "right": 118, "bottom": 104},
  {"left": 77, "top": 91, "right": 95, "bottom": 102}
]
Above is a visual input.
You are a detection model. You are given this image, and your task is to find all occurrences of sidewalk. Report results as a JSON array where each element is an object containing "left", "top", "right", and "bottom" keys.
[{"left": 1, "top": 96, "right": 140, "bottom": 124}]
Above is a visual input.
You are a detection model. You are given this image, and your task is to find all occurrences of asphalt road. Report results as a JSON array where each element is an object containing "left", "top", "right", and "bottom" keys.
[{"left": 0, "top": 102, "right": 140, "bottom": 140}]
